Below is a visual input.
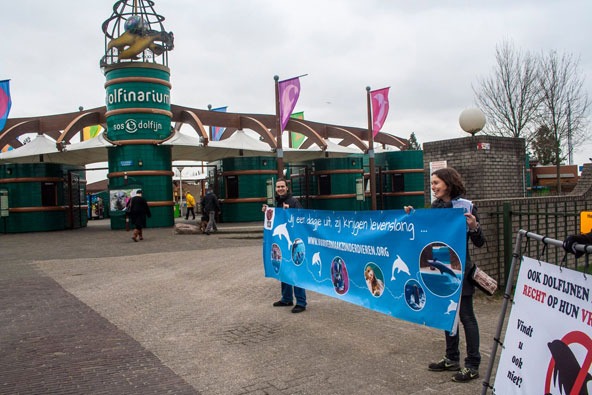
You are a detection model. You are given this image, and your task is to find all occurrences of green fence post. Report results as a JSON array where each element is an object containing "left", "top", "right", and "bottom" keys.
[{"left": 503, "top": 202, "right": 513, "bottom": 287}]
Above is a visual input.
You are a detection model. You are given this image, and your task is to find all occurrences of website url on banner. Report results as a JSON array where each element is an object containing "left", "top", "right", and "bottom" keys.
[{"left": 308, "top": 237, "right": 390, "bottom": 257}]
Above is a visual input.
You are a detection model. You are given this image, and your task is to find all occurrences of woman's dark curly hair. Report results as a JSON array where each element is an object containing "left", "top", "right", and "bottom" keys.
[{"left": 431, "top": 168, "right": 466, "bottom": 200}]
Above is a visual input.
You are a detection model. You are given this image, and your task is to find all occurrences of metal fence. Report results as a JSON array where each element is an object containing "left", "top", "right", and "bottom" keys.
[{"left": 490, "top": 199, "right": 590, "bottom": 286}]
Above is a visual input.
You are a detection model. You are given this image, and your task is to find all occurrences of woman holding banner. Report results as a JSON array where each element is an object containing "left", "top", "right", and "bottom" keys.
[
  {"left": 404, "top": 167, "right": 485, "bottom": 383},
  {"left": 262, "top": 178, "right": 307, "bottom": 314}
]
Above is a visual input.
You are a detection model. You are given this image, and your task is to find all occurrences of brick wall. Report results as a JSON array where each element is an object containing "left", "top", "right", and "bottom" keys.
[{"left": 423, "top": 135, "right": 526, "bottom": 206}]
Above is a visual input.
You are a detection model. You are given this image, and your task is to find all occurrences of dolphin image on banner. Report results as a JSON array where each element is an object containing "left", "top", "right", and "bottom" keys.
[
  {"left": 427, "top": 259, "right": 457, "bottom": 278},
  {"left": 312, "top": 252, "right": 322, "bottom": 277},
  {"left": 272, "top": 223, "right": 292, "bottom": 248},
  {"left": 445, "top": 300, "right": 458, "bottom": 315},
  {"left": 391, "top": 254, "right": 410, "bottom": 280}
]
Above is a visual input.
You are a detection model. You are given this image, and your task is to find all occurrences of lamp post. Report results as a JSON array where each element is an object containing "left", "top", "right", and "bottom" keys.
[
  {"left": 459, "top": 108, "right": 486, "bottom": 136},
  {"left": 178, "top": 167, "right": 184, "bottom": 217}
]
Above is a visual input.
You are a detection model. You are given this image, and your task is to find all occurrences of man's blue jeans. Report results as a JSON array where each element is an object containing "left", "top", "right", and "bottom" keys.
[{"left": 280, "top": 282, "right": 307, "bottom": 306}]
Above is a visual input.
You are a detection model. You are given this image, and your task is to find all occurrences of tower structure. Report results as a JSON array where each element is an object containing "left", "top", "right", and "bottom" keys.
[{"left": 101, "top": 0, "right": 175, "bottom": 229}]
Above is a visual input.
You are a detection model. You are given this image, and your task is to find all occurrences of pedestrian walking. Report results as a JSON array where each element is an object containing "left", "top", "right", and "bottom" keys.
[
  {"left": 127, "top": 190, "right": 151, "bottom": 242},
  {"left": 201, "top": 187, "right": 220, "bottom": 235},
  {"left": 185, "top": 191, "right": 196, "bottom": 220}
]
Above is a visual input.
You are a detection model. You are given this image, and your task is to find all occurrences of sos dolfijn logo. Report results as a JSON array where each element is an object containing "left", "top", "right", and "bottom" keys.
[{"left": 125, "top": 120, "right": 138, "bottom": 133}]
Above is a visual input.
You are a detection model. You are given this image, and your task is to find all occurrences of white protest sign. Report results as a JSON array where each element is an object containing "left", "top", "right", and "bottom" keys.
[{"left": 493, "top": 257, "right": 592, "bottom": 394}]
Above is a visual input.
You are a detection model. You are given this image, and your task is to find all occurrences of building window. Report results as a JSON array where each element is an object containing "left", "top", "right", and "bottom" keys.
[
  {"left": 41, "top": 183, "right": 58, "bottom": 206},
  {"left": 319, "top": 174, "right": 331, "bottom": 195},
  {"left": 225, "top": 175, "right": 239, "bottom": 198},
  {"left": 392, "top": 173, "right": 405, "bottom": 192}
]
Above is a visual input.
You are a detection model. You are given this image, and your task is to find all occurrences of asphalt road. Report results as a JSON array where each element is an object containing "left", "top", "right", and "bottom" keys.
[{"left": 0, "top": 219, "right": 505, "bottom": 394}]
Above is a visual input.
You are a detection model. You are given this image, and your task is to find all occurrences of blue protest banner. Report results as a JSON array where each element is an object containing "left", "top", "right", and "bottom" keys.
[{"left": 263, "top": 208, "right": 467, "bottom": 332}]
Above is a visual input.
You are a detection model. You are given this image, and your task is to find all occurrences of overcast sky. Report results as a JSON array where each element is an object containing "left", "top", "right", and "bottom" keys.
[{"left": 1, "top": 0, "right": 591, "bottom": 181}]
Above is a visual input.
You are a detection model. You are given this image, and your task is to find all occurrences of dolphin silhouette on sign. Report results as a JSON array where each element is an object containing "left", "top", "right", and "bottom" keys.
[
  {"left": 427, "top": 259, "right": 457, "bottom": 278},
  {"left": 391, "top": 255, "right": 410, "bottom": 280},
  {"left": 547, "top": 339, "right": 592, "bottom": 395},
  {"left": 312, "top": 252, "right": 322, "bottom": 276},
  {"left": 273, "top": 223, "right": 292, "bottom": 248},
  {"left": 445, "top": 300, "right": 458, "bottom": 315}
]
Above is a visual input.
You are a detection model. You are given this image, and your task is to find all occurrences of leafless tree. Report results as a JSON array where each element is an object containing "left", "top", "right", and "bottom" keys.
[
  {"left": 473, "top": 41, "right": 541, "bottom": 140},
  {"left": 538, "top": 50, "right": 590, "bottom": 193}
]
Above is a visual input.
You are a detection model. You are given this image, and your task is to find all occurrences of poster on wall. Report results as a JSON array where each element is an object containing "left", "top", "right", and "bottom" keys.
[
  {"left": 109, "top": 188, "right": 140, "bottom": 213},
  {"left": 493, "top": 256, "right": 592, "bottom": 394},
  {"left": 262, "top": 207, "right": 467, "bottom": 331}
]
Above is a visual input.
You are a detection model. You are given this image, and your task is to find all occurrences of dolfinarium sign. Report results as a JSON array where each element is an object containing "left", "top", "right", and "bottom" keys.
[
  {"left": 106, "top": 87, "right": 170, "bottom": 107},
  {"left": 104, "top": 66, "right": 172, "bottom": 141}
]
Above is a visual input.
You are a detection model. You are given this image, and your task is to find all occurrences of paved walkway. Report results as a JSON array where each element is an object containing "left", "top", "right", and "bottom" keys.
[{"left": 0, "top": 219, "right": 504, "bottom": 394}]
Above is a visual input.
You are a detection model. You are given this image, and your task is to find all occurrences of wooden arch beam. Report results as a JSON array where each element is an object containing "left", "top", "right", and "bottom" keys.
[
  {"left": 239, "top": 116, "right": 276, "bottom": 148},
  {"left": 375, "top": 132, "right": 408, "bottom": 150},
  {"left": 56, "top": 111, "right": 104, "bottom": 148},
  {"left": 285, "top": 119, "right": 327, "bottom": 150},
  {"left": 178, "top": 110, "right": 210, "bottom": 145},
  {"left": 0, "top": 119, "right": 41, "bottom": 148},
  {"left": 326, "top": 125, "right": 368, "bottom": 152}
]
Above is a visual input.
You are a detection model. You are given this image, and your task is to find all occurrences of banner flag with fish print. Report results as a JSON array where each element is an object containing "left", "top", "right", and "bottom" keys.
[
  {"left": 370, "top": 87, "right": 389, "bottom": 137},
  {"left": 83, "top": 125, "right": 102, "bottom": 141},
  {"left": 493, "top": 257, "right": 592, "bottom": 394},
  {"left": 0, "top": 80, "right": 12, "bottom": 132},
  {"left": 262, "top": 207, "right": 467, "bottom": 331},
  {"left": 211, "top": 106, "right": 228, "bottom": 141},
  {"left": 289, "top": 111, "right": 305, "bottom": 149},
  {"left": 278, "top": 77, "right": 301, "bottom": 132}
]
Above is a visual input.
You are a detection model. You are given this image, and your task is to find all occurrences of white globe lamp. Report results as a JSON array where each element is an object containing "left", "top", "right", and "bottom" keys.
[{"left": 459, "top": 108, "right": 486, "bottom": 136}]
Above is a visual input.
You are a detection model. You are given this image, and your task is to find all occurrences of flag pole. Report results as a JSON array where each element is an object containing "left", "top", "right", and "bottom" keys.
[
  {"left": 366, "top": 86, "right": 377, "bottom": 211},
  {"left": 274, "top": 75, "right": 284, "bottom": 180},
  {"left": 207, "top": 104, "right": 213, "bottom": 140}
]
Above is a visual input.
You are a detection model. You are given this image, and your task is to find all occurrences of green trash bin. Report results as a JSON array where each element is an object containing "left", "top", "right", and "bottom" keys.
[{"left": 174, "top": 203, "right": 180, "bottom": 218}]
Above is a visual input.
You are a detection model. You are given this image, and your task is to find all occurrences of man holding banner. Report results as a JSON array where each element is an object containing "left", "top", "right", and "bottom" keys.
[{"left": 262, "top": 178, "right": 307, "bottom": 313}]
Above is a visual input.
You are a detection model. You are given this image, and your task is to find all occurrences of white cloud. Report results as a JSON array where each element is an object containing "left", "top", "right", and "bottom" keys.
[{"left": 1, "top": 0, "right": 591, "bottom": 170}]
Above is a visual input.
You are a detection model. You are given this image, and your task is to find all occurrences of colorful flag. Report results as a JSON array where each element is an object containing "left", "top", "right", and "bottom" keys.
[
  {"left": 83, "top": 125, "right": 102, "bottom": 141},
  {"left": 279, "top": 77, "right": 301, "bottom": 132},
  {"left": 211, "top": 106, "right": 228, "bottom": 141},
  {"left": 370, "top": 87, "right": 390, "bottom": 137},
  {"left": 289, "top": 112, "right": 306, "bottom": 149},
  {"left": 0, "top": 80, "right": 12, "bottom": 132}
]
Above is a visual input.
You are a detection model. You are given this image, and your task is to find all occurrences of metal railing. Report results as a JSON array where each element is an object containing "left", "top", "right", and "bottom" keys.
[{"left": 491, "top": 200, "right": 590, "bottom": 285}]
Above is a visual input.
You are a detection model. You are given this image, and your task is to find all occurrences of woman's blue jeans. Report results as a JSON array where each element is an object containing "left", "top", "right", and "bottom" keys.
[
  {"left": 445, "top": 294, "right": 480, "bottom": 369},
  {"left": 280, "top": 282, "right": 307, "bottom": 307}
]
